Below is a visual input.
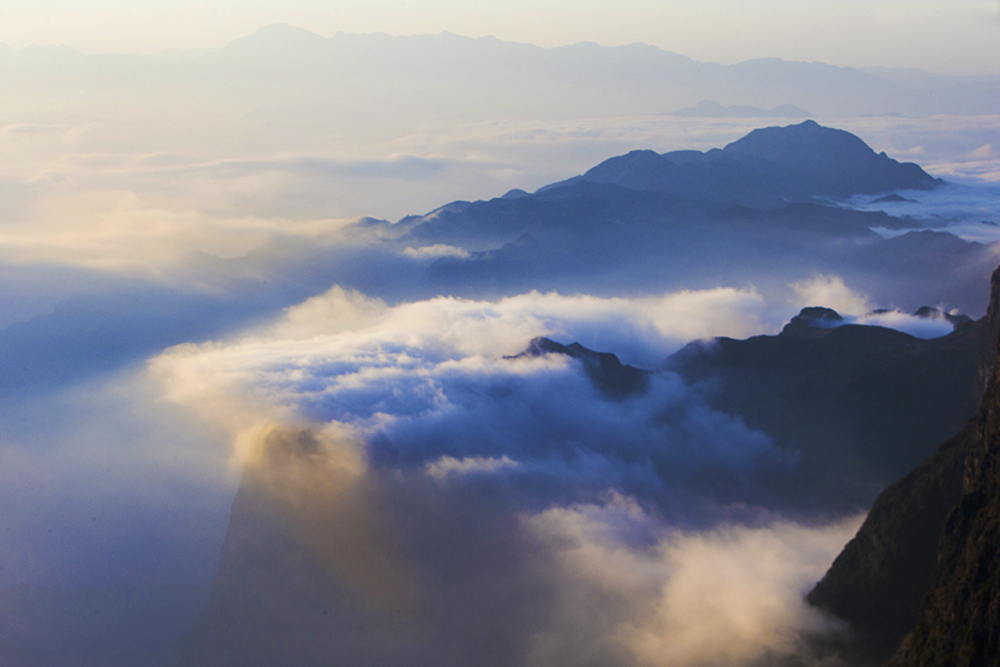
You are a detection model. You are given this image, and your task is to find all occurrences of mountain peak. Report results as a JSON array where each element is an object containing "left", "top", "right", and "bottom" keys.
[
  {"left": 220, "top": 23, "right": 329, "bottom": 56},
  {"left": 723, "top": 119, "right": 874, "bottom": 162},
  {"left": 577, "top": 121, "right": 941, "bottom": 206},
  {"left": 508, "top": 337, "right": 649, "bottom": 398},
  {"left": 722, "top": 120, "right": 941, "bottom": 196},
  {"left": 780, "top": 306, "right": 844, "bottom": 335}
]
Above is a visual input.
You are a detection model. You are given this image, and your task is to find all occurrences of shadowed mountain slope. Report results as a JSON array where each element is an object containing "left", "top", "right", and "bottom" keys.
[
  {"left": 806, "top": 265, "right": 1000, "bottom": 666},
  {"left": 667, "top": 308, "right": 987, "bottom": 513},
  {"left": 884, "top": 270, "right": 1000, "bottom": 666}
]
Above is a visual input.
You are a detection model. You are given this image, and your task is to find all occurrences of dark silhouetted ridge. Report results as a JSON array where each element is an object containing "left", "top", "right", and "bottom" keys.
[
  {"left": 668, "top": 304, "right": 987, "bottom": 514},
  {"left": 507, "top": 337, "right": 649, "bottom": 398},
  {"left": 780, "top": 306, "right": 844, "bottom": 335}
]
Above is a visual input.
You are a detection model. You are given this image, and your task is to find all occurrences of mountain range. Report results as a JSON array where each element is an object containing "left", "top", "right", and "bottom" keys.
[
  {"left": 1, "top": 25, "right": 998, "bottom": 119},
  {"left": 163, "top": 122, "right": 1000, "bottom": 666},
  {"left": 3, "top": 117, "right": 997, "bottom": 666},
  {"left": 667, "top": 304, "right": 986, "bottom": 513},
  {"left": 0, "top": 121, "right": 993, "bottom": 401},
  {"left": 390, "top": 120, "right": 991, "bottom": 314}
]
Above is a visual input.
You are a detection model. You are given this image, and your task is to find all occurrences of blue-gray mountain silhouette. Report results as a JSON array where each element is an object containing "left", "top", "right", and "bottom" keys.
[
  {"left": 399, "top": 122, "right": 990, "bottom": 314},
  {"left": 572, "top": 120, "right": 940, "bottom": 206}
]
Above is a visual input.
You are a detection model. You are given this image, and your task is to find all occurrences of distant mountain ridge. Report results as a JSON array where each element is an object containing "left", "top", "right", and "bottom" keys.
[
  {"left": 395, "top": 121, "right": 992, "bottom": 315},
  {"left": 574, "top": 120, "right": 941, "bottom": 204},
  {"left": 1, "top": 25, "right": 998, "bottom": 118}
]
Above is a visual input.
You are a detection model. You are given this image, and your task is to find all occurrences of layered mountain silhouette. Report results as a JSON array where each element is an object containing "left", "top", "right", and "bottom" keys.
[
  {"left": 9, "top": 25, "right": 995, "bottom": 119},
  {"left": 397, "top": 122, "right": 991, "bottom": 315},
  {"left": 807, "top": 266, "right": 1000, "bottom": 666},
  {"left": 413, "top": 120, "right": 939, "bottom": 219},
  {"left": 567, "top": 120, "right": 939, "bottom": 206}
]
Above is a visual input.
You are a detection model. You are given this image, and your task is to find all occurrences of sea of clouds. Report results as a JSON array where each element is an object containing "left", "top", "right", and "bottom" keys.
[
  {"left": 0, "top": 50, "right": 997, "bottom": 663},
  {"left": 141, "top": 284, "right": 874, "bottom": 665}
]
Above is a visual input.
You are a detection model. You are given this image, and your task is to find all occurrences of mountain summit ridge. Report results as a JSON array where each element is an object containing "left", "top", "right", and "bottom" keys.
[{"left": 578, "top": 120, "right": 940, "bottom": 206}]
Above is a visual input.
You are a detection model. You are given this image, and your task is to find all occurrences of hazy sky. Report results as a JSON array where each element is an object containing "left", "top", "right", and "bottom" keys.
[{"left": 1, "top": 0, "right": 998, "bottom": 75}]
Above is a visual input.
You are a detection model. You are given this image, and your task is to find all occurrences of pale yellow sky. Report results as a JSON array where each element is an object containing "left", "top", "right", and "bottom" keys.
[{"left": 1, "top": 0, "right": 998, "bottom": 75}]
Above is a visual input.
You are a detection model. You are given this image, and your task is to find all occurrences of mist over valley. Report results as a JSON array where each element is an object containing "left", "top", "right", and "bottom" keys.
[{"left": 1, "top": 21, "right": 1000, "bottom": 667}]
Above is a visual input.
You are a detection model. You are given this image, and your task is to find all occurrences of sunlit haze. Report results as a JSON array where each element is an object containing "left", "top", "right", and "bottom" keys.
[
  {"left": 2, "top": 1, "right": 1000, "bottom": 666},
  {"left": 2, "top": 0, "right": 999, "bottom": 74}
]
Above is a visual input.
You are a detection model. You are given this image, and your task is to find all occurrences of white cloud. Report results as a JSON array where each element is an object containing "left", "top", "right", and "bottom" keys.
[
  {"left": 150, "top": 285, "right": 777, "bottom": 431},
  {"left": 790, "top": 275, "right": 873, "bottom": 316},
  {"left": 133, "top": 283, "right": 898, "bottom": 663},
  {"left": 403, "top": 244, "right": 471, "bottom": 260},
  {"left": 524, "top": 494, "right": 863, "bottom": 667},
  {"left": 966, "top": 143, "right": 995, "bottom": 159},
  {"left": 424, "top": 454, "right": 520, "bottom": 481},
  {"left": 855, "top": 310, "right": 956, "bottom": 339}
]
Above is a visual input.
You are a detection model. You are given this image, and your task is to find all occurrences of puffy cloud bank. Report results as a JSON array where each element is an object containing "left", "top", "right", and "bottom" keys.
[
  {"left": 791, "top": 274, "right": 960, "bottom": 338},
  {"left": 526, "top": 497, "right": 860, "bottom": 667},
  {"left": 153, "top": 286, "right": 863, "bottom": 665}
]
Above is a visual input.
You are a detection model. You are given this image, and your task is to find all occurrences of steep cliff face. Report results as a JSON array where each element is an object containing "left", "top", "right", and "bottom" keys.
[
  {"left": 807, "top": 266, "right": 1000, "bottom": 666},
  {"left": 805, "top": 427, "right": 970, "bottom": 665},
  {"left": 886, "top": 267, "right": 1000, "bottom": 666}
]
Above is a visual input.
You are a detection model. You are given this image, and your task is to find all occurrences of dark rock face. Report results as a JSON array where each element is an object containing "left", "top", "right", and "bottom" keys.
[
  {"left": 806, "top": 266, "right": 1000, "bottom": 666},
  {"left": 806, "top": 427, "right": 971, "bottom": 665},
  {"left": 884, "top": 267, "right": 1000, "bottom": 667}
]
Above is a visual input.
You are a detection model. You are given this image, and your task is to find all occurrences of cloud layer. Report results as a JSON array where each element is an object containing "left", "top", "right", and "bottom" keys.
[{"left": 153, "top": 285, "right": 869, "bottom": 665}]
